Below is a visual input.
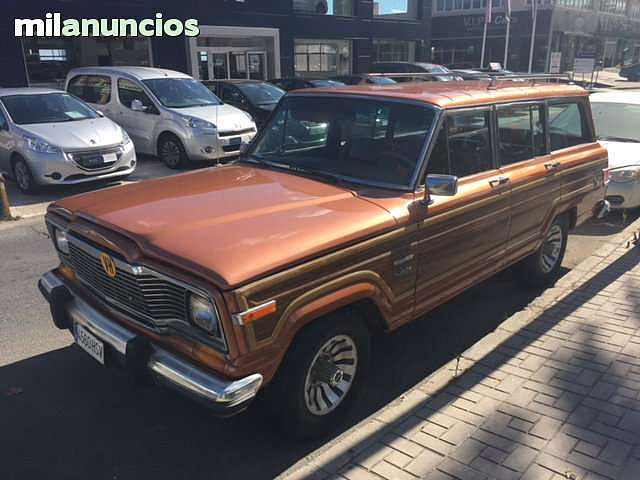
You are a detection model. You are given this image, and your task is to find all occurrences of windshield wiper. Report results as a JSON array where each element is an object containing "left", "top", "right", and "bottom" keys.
[
  {"left": 243, "top": 156, "right": 352, "bottom": 186},
  {"left": 599, "top": 136, "right": 639, "bottom": 143}
]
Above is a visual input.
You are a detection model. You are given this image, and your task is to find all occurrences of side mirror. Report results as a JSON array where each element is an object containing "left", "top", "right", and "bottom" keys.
[
  {"left": 131, "top": 99, "right": 147, "bottom": 112},
  {"left": 424, "top": 174, "right": 458, "bottom": 205}
]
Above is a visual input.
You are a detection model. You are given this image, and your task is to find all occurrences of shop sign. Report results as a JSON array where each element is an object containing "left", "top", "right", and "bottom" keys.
[{"left": 573, "top": 57, "right": 595, "bottom": 74}]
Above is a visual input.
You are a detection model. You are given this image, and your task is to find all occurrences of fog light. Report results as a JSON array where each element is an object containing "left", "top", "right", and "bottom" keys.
[
  {"left": 130, "top": 159, "right": 136, "bottom": 168},
  {"left": 204, "top": 146, "right": 214, "bottom": 154}
]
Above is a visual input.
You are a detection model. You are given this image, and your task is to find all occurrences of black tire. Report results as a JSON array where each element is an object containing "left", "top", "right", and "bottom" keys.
[
  {"left": 12, "top": 157, "right": 38, "bottom": 194},
  {"left": 517, "top": 215, "right": 569, "bottom": 288},
  {"left": 267, "top": 311, "right": 370, "bottom": 439},
  {"left": 158, "top": 134, "right": 188, "bottom": 169}
]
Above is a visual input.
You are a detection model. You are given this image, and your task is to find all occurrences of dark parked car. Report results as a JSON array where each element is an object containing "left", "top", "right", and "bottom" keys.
[
  {"left": 620, "top": 64, "right": 640, "bottom": 81},
  {"left": 330, "top": 74, "right": 396, "bottom": 85},
  {"left": 268, "top": 78, "right": 346, "bottom": 91},
  {"left": 451, "top": 69, "right": 492, "bottom": 81},
  {"left": 370, "top": 62, "right": 462, "bottom": 82},
  {"left": 203, "top": 79, "right": 285, "bottom": 127}
]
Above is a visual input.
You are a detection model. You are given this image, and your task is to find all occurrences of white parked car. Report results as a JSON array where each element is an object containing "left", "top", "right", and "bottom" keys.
[
  {"left": 591, "top": 91, "right": 640, "bottom": 209},
  {"left": 0, "top": 88, "right": 136, "bottom": 194},
  {"left": 65, "top": 67, "right": 257, "bottom": 169}
]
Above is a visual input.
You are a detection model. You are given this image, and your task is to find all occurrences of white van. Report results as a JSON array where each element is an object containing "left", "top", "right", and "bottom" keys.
[{"left": 65, "top": 67, "right": 256, "bottom": 168}]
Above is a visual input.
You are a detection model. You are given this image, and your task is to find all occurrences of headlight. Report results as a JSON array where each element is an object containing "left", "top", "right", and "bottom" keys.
[
  {"left": 24, "top": 136, "right": 61, "bottom": 154},
  {"left": 122, "top": 129, "right": 132, "bottom": 146},
  {"left": 54, "top": 229, "right": 69, "bottom": 255},
  {"left": 189, "top": 293, "right": 222, "bottom": 337},
  {"left": 183, "top": 116, "right": 216, "bottom": 131},
  {"left": 609, "top": 167, "right": 640, "bottom": 183}
]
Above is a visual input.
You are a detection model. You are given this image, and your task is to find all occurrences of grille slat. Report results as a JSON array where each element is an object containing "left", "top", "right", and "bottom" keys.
[{"left": 68, "top": 242, "right": 189, "bottom": 325}]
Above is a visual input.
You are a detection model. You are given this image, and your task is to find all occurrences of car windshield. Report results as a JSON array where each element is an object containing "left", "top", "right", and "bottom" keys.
[
  {"left": 309, "top": 80, "right": 346, "bottom": 88},
  {"left": 591, "top": 101, "right": 640, "bottom": 143},
  {"left": 247, "top": 96, "right": 436, "bottom": 188},
  {"left": 368, "top": 76, "right": 396, "bottom": 85},
  {"left": 236, "top": 82, "right": 285, "bottom": 105},
  {"left": 1, "top": 93, "right": 99, "bottom": 125},
  {"left": 143, "top": 78, "right": 221, "bottom": 108}
]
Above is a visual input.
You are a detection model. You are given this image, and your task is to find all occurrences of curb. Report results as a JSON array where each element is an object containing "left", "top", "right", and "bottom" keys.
[{"left": 277, "top": 216, "right": 640, "bottom": 480}]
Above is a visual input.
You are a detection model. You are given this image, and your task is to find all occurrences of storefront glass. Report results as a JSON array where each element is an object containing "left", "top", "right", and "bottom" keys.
[
  {"left": 293, "top": 0, "right": 354, "bottom": 16},
  {"left": 294, "top": 39, "right": 351, "bottom": 77},
  {"left": 373, "top": 0, "right": 419, "bottom": 19},
  {"left": 372, "top": 40, "right": 417, "bottom": 62}
]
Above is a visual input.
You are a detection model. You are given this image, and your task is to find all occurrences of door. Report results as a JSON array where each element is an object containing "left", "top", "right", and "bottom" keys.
[
  {"left": 248, "top": 52, "right": 266, "bottom": 80},
  {"left": 494, "top": 102, "right": 561, "bottom": 265},
  {"left": 115, "top": 78, "right": 158, "bottom": 154},
  {"left": 212, "top": 53, "right": 229, "bottom": 79},
  {"left": 414, "top": 107, "right": 511, "bottom": 315}
]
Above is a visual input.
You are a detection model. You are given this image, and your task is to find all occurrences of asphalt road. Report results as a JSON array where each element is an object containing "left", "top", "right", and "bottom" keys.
[{"left": 0, "top": 210, "right": 636, "bottom": 480}]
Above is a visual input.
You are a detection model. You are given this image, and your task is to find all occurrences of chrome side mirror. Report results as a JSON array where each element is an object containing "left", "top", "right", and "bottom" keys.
[
  {"left": 131, "top": 99, "right": 147, "bottom": 112},
  {"left": 424, "top": 174, "right": 458, "bottom": 205},
  {"left": 95, "top": 110, "right": 105, "bottom": 117}
]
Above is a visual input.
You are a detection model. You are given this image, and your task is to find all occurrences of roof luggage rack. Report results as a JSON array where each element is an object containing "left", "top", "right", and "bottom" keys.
[{"left": 368, "top": 72, "right": 572, "bottom": 90}]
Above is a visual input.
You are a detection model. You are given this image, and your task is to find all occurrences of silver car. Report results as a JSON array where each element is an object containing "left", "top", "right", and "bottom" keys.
[
  {"left": 0, "top": 88, "right": 136, "bottom": 194},
  {"left": 65, "top": 67, "right": 257, "bottom": 169}
]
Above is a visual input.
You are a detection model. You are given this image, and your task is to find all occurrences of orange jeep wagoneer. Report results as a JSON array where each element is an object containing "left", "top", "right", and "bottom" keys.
[{"left": 39, "top": 80, "right": 608, "bottom": 438}]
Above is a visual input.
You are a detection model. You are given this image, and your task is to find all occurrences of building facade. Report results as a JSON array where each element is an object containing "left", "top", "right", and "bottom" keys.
[
  {"left": 431, "top": 0, "right": 640, "bottom": 72},
  {"left": 4, "top": 0, "right": 433, "bottom": 88}
]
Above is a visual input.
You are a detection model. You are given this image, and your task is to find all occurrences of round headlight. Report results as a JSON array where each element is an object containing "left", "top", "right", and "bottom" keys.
[
  {"left": 55, "top": 229, "right": 70, "bottom": 255},
  {"left": 189, "top": 293, "right": 220, "bottom": 336}
]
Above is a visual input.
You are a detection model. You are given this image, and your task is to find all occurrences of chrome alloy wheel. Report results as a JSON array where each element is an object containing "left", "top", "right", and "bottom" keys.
[
  {"left": 304, "top": 334, "right": 358, "bottom": 416},
  {"left": 540, "top": 224, "right": 563, "bottom": 274},
  {"left": 15, "top": 161, "right": 32, "bottom": 191},
  {"left": 160, "top": 139, "right": 181, "bottom": 167}
]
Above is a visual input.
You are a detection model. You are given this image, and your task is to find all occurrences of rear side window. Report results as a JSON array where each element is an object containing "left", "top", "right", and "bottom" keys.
[
  {"left": 221, "top": 84, "right": 244, "bottom": 103},
  {"left": 117, "top": 78, "right": 154, "bottom": 111},
  {"left": 497, "top": 103, "right": 546, "bottom": 165},
  {"left": 549, "top": 102, "right": 590, "bottom": 151},
  {"left": 68, "top": 75, "right": 111, "bottom": 105},
  {"left": 427, "top": 110, "right": 493, "bottom": 178}
]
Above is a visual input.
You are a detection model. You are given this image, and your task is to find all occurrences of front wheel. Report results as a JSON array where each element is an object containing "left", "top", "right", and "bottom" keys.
[
  {"left": 13, "top": 158, "right": 38, "bottom": 194},
  {"left": 158, "top": 135, "right": 188, "bottom": 169},
  {"left": 517, "top": 216, "right": 569, "bottom": 287},
  {"left": 267, "top": 312, "right": 370, "bottom": 439}
]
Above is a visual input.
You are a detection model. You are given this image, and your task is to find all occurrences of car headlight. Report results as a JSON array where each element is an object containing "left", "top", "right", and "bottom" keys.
[
  {"left": 24, "top": 136, "right": 61, "bottom": 154},
  {"left": 183, "top": 116, "right": 216, "bottom": 132},
  {"left": 122, "top": 129, "right": 132, "bottom": 146},
  {"left": 609, "top": 167, "right": 640, "bottom": 183},
  {"left": 189, "top": 293, "right": 222, "bottom": 337},
  {"left": 54, "top": 229, "right": 69, "bottom": 255}
]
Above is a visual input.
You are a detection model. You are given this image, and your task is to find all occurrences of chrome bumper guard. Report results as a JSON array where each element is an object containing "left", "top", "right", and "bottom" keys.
[{"left": 39, "top": 270, "right": 263, "bottom": 414}]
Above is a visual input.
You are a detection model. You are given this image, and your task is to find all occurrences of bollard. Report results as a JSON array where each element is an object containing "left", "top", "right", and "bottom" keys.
[{"left": 0, "top": 174, "right": 17, "bottom": 221}]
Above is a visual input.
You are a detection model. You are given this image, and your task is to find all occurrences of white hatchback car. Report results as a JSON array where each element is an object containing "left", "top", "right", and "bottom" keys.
[
  {"left": 65, "top": 67, "right": 257, "bottom": 169},
  {"left": 591, "top": 91, "right": 640, "bottom": 209}
]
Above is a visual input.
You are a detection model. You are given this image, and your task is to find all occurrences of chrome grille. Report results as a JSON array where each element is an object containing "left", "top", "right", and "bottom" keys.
[
  {"left": 67, "top": 146, "right": 123, "bottom": 171},
  {"left": 67, "top": 240, "right": 188, "bottom": 325},
  {"left": 218, "top": 127, "right": 255, "bottom": 138}
]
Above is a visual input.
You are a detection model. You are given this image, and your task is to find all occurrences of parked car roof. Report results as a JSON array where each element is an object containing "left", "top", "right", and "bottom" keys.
[
  {"left": 590, "top": 90, "right": 640, "bottom": 105},
  {"left": 293, "top": 81, "right": 586, "bottom": 109},
  {"left": 0, "top": 87, "right": 62, "bottom": 96},
  {"left": 203, "top": 79, "right": 269, "bottom": 85},
  {"left": 67, "top": 66, "right": 191, "bottom": 80}
]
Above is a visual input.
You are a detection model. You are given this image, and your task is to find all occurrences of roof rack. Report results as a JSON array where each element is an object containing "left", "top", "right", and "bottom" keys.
[{"left": 368, "top": 72, "right": 572, "bottom": 90}]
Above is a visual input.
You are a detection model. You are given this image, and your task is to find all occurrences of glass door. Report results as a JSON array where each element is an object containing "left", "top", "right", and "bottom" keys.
[
  {"left": 230, "top": 52, "right": 248, "bottom": 79},
  {"left": 212, "top": 53, "right": 229, "bottom": 79},
  {"left": 248, "top": 52, "right": 266, "bottom": 80}
]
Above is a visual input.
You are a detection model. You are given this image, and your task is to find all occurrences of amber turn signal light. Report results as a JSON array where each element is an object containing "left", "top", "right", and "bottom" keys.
[{"left": 233, "top": 300, "right": 277, "bottom": 326}]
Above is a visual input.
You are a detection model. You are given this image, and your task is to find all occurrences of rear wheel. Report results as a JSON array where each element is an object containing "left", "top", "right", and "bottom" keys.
[
  {"left": 13, "top": 158, "right": 38, "bottom": 194},
  {"left": 158, "top": 134, "right": 188, "bottom": 169},
  {"left": 267, "top": 312, "right": 370, "bottom": 439},
  {"left": 517, "top": 216, "right": 569, "bottom": 287}
]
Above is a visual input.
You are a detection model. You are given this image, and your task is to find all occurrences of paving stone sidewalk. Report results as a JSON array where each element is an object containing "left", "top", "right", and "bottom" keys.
[{"left": 280, "top": 218, "right": 640, "bottom": 480}]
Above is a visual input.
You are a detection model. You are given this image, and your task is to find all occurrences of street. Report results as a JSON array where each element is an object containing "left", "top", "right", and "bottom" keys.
[{"left": 0, "top": 168, "right": 636, "bottom": 479}]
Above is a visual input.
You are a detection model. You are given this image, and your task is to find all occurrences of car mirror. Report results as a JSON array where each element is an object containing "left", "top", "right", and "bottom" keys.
[
  {"left": 131, "top": 99, "right": 147, "bottom": 112},
  {"left": 424, "top": 174, "right": 458, "bottom": 205}
]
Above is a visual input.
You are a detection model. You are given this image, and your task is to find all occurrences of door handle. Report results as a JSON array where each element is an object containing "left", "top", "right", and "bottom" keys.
[
  {"left": 545, "top": 161, "right": 561, "bottom": 171},
  {"left": 489, "top": 176, "right": 509, "bottom": 188}
]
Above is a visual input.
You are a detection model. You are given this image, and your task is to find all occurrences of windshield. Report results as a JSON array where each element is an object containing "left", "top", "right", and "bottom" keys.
[
  {"left": 591, "top": 102, "right": 640, "bottom": 143},
  {"left": 236, "top": 82, "right": 285, "bottom": 105},
  {"left": 1, "top": 93, "right": 99, "bottom": 125},
  {"left": 368, "top": 76, "right": 396, "bottom": 85},
  {"left": 143, "top": 78, "right": 221, "bottom": 108},
  {"left": 309, "top": 80, "right": 346, "bottom": 88},
  {"left": 248, "top": 96, "right": 436, "bottom": 188}
]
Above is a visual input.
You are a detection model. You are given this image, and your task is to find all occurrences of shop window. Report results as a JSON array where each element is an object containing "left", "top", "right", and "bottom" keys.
[
  {"left": 39, "top": 49, "right": 67, "bottom": 61},
  {"left": 294, "top": 39, "right": 351, "bottom": 76},
  {"left": 372, "top": 40, "right": 416, "bottom": 62},
  {"left": 374, "top": 0, "right": 419, "bottom": 19},
  {"left": 497, "top": 104, "right": 546, "bottom": 165},
  {"left": 293, "top": 0, "right": 354, "bottom": 16}
]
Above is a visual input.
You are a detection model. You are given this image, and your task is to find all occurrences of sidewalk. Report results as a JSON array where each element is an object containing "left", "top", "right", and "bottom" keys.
[{"left": 280, "top": 218, "right": 640, "bottom": 480}]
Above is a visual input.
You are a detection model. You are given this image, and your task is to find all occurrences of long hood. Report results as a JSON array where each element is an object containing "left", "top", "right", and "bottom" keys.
[
  {"left": 599, "top": 140, "right": 640, "bottom": 169},
  {"left": 19, "top": 118, "right": 124, "bottom": 149},
  {"left": 55, "top": 165, "right": 396, "bottom": 288},
  {"left": 177, "top": 104, "right": 253, "bottom": 133}
]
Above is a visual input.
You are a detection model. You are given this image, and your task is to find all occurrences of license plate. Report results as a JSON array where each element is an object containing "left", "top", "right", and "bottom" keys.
[
  {"left": 75, "top": 324, "right": 105, "bottom": 365},
  {"left": 229, "top": 137, "right": 241, "bottom": 145},
  {"left": 83, "top": 156, "right": 104, "bottom": 168},
  {"left": 103, "top": 153, "right": 117, "bottom": 163}
]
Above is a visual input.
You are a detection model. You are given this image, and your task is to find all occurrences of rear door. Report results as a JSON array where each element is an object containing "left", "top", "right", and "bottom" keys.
[
  {"left": 493, "top": 101, "right": 561, "bottom": 265},
  {"left": 414, "top": 107, "right": 511, "bottom": 316}
]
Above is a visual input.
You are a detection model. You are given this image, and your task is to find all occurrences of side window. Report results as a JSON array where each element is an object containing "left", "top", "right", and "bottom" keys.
[
  {"left": 549, "top": 102, "right": 590, "bottom": 151},
  {"left": 222, "top": 84, "right": 244, "bottom": 104},
  {"left": 497, "top": 103, "right": 546, "bottom": 166},
  {"left": 426, "top": 125, "right": 450, "bottom": 175},
  {"left": 447, "top": 110, "right": 493, "bottom": 177},
  {"left": 117, "top": 78, "right": 154, "bottom": 111},
  {"left": 68, "top": 75, "right": 111, "bottom": 105}
]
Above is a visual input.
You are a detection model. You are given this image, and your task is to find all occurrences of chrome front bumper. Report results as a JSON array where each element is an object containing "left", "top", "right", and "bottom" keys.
[{"left": 38, "top": 270, "right": 262, "bottom": 414}]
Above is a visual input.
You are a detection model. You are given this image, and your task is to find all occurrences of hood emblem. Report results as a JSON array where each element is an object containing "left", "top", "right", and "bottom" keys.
[{"left": 99, "top": 253, "right": 117, "bottom": 279}]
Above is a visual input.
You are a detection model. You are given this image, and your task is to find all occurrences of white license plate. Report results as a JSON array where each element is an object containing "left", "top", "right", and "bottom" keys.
[
  {"left": 103, "top": 153, "right": 117, "bottom": 163},
  {"left": 75, "top": 324, "right": 105, "bottom": 365}
]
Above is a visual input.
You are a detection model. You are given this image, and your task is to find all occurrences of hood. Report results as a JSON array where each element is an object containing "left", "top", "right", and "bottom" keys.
[
  {"left": 19, "top": 117, "right": 124, "bottom": 149},
  {"left": 176, "top": 103, "right": 253, "bottom": 133},
  {"left": 55, "top": 165, "right": 396, "bottom": 289},
  {"left": 599, "top": 140, "right": 640, "bottom": 170}
]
